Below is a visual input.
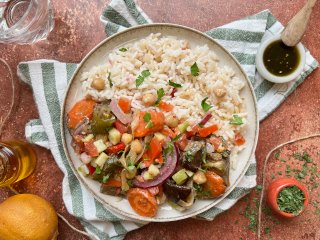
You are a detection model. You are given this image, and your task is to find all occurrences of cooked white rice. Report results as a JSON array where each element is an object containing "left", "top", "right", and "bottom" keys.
[{"left": 81, "top": 33, "right": 247, "bottom": 149}]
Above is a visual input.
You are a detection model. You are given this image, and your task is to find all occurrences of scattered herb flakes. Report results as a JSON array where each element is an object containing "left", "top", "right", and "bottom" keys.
[
  {"left": 145, "top": 142, "right": 151, "bottom": 150},
  {"left": 277, "top": 185, "right": 305, "bottom": 215},
  {"left": 277, "top": 171, "right": 283, "bottom": 175},
  {"left": 285, "top": 165, "right": 291, "bottom": 177},
  {"left": 280, "top": 158, "right": 287, "bottom": 162},
  {"left": 164, "top": 143, "right": 174, "bottom": 155},
  {"left": 155, "top": 88, "right": 165, "bottom": 106},
  {"left": 255, "top": 185, "right": 263, "bottom": 192},
  {"left": 119, "top": 47, "right": 128, "bottom": 52},
  {"left": 274, "top": 150, "right": 280, "bottom": 159},
  {"left": 235, "top": 220, "right": 239, "bottom": 224},
  {"left": 293, "top": 152, "right": 313, "bottom": 163},
  {"left": 201, "top": 97, "right": 212, "bottom": 112},
  {"left": 271, "top": 174, "right": 275, "bottom": 179},
  {"left": 230, "top": 115, "right": 243, "bottom": 125},
  {"left": 136, "top": 70, "right": 151, "bottom": 87},
  {"left": 264, "top": 227, "right": 270, "bottom": 235},
  {"left": 143, "top": 112, "right": 151, "bottom": 122},
  {"left": 168, "top": 80, "right": 182, "bottom": 88},
  {"left": 190, "top": 62, "right": 199, "bottom": 76},
  {"left": 108, "top": 73, "right": 113, "bottom": 87}
]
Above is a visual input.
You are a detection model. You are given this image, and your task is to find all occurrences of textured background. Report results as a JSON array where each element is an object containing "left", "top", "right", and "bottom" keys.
[{"left": 0, "top": 0, "right": 319, "bottom": 239}]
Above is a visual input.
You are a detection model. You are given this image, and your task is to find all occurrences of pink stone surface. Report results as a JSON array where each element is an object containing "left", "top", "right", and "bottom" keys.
[{"left": 0, "top": 0, "right": 319, "bottom": 239}]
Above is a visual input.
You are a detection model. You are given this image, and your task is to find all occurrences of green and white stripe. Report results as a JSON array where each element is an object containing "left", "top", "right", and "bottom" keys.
[{"left": 18, "top": 0, "right": 318, "bottom": 239}]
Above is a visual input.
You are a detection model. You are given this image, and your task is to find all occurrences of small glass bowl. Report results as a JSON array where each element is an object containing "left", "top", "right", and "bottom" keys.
[{"left": 255, "top": 35, "right": 306, "bottom": 83}]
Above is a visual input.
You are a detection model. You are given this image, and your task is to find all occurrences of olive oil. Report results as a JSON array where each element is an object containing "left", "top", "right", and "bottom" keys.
[
  {"left": 263, "top": 40, "right": 300, "bottom": 76},
  {"left": 0, "top": 141, "right": 36, "bottom": 187}
]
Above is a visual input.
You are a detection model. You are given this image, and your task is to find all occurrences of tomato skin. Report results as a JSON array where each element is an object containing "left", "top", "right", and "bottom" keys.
[
  {"left": 114, "top": 120, "right": 128, "bottom": 134},
  {"left": 106, "top": 143, "right": 126, "bottom": 154},
  {"left": 84, "top": 139, "right": 99, "bottom": 157},
  {"left": 198, "top": 124, "right": 218, "bottom": 138},
  {"left": 67, "top": 99, "right": 96, "bottom": 129},
  {"left": 118, "top": 98, "right": 131, "bottom": 113},
  {"left": 127, "top": 188, "right": 158, "bottom": 217},
  {"left": 159, "top": 101, "right": 174, "bottom": 112},
  {"left": 209, "top": 137, "right": 222, "bottom": 150},
  {"left": 235, "top": 132, "right": 245, "bottom": 145}
]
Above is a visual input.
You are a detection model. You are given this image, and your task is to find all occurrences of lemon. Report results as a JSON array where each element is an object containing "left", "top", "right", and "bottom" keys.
[{"left": 0, "top": 194, "right": 58, "bottom": 240}]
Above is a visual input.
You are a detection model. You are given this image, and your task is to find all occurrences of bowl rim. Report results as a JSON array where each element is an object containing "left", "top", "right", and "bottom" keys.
[
  {"left": 255, "top": 35, "right": 306, "bottom": 83},
  {"left": 60, "top": 22, "right": 260, "bottom": 222},
  {"left": 267, "top": 178, "right": 309, "bottom": 218}
]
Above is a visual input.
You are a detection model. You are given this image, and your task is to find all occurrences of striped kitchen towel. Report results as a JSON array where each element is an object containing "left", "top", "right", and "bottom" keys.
[{"left": 18, "top": 0, "right": 318, "bottom": 239}]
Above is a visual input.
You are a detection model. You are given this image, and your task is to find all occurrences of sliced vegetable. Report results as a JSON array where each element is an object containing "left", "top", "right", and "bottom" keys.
[
  {"left": 203, "top": 171, "right": 226, "bottom": 198},
  {"left": 178, "top": 121, "right": 189, "bottom": 133},
  {"left": 118, "top": 98, "right": 131, "bottom": 113},
  {"left": 198, "top": 124, "right": 218, "bottom": 138},
  {"left": 235, "top": 132, "right": 245, "bottom": 145},
  {"left": 170, "top": 88, "right": 177, "bottom": 98},
  {"left": 114, "top": 120, "right": 128, "bottom": 134},
  {"left": 87, "top": 164, "right": 96, "bottom": 175},
  {"left": 67, "top": 99, "right": 96, "bottom": 129},
  {"left": 82, "top": 134, "right": 94, "bottom": 143},
  {"left": 134, "top": 111, "right": 165, "bottom": 137},
  {"left": 172, "top": 169, "right": 188, "bottom": 185},
  {"left": 95, "top": 152, "right": 109, "bottom": 168},
  {"left": 209, "top": 137, "right": 222, "bottom": 150},
  {"left": 84, "top": 139, "right": 99, "bottom": 157},
  {"left": 185, "top": 125, "right": 199, "bottom": 138},
  {"left": 201, "top": 97, "right": 212, "bottom": 112},
  {"left": 80, "top": 152, "right": 92, "bottom": 164},
  {"left": 159, "top": 101, "right": 174, "bottom": 112},
  {"left": 91, "top": 103, "right": 115, "bottom": 134},
  {"left": 93, "top": 139, "right": 107, "bottom": 153},
  {"left": 199, "top": 114, "right": 212, "bottom": 126},
  {"left": 78, "top": 164, "right": 90, "bottom": 176},
  {"left": 106, "top": 143, "right": 126, "bottom": 154},
  {"left": 133, "top": 144, "right": 178, "bottom": 188},
  {"left": 110, "top": 99, "right": 132, "bottom": 124},
  {"left": 163, "top": 179, "right": 191, "bottom": 201},
  {"left": 127, "top": 188, "right": 158, "bottom": 217},
  {"left": 108, "top": 128, "right": 121, "bottom": 145},
  {"left": 100, "top": 179, "right": 122, "bottom": 196}
]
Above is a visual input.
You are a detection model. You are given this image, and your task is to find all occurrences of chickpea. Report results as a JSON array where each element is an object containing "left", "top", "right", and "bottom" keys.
[
  {"left": 193, "top": 171, "right": 207, "bottom": 184},
  {"left": 142, "top": 93, "right": 157, "bottom": 106},
  {"left": 121, "top": 133, "right": 133, "bottom": 145},
  {"left": 91, "top": 78, "right": 105, "bottom": 91},
  {"left": 165, "top": 115, "right": 179, "bottom": 128},
  {"left": 214, "top": 88, "right": 226, "bottom": 98},
  {"left": 131, "top": 139, "right": 143, "bottom": 154}
]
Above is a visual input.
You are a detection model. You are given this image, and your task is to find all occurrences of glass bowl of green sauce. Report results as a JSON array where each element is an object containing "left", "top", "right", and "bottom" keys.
[{"left": 256, "top": 35, "right": 306, "bottom": 83}]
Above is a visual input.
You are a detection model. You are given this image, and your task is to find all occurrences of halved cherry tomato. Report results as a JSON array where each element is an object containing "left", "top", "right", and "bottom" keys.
[
  {"left": 203, "top": 171, "right": 226, "bottom": 198},
  {"left": 106, "top": 143, "right": 126, "bottom": 154},
  {"left": 87, "top": 164, "right": 96, "bottom": 175},
  {"left": 127, "top": 188, "right": 158, "bottom": 217},
  {"left": 84, "top": 139, "right": 99, "bottom": 157},
  {"left": 159, "top": 101, "right": 174, "bottom": 112},
  {"left": 118, "top": 97, "right": 131, "bottom": 113},
  {"left": 67, "top": 99, "right": 96, "bottom": 129},
  {"left": 114, "top": 120, "right": 128, "bottom": 134},
  {"left": 198, "top": 124, "right": 218, "bottom": 138},
  {"left": 209, "top": 137, "right": 222, "bottom": 150},
  {"left": 235, "top": 132, "right": 245, "bottom": 145}
]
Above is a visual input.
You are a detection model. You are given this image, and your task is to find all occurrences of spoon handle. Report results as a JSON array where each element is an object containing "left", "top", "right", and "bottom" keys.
[{"left": 281, "top": 0, "right": 317, "bottom": 46}]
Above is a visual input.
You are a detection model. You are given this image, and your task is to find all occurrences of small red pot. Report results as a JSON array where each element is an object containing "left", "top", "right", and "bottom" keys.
[{"left": 267, "top": 178, "right": 309, "bottom": 218}]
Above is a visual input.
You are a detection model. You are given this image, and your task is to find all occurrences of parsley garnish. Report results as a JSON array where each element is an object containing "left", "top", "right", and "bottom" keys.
[
  {"left": 155, "top": 88, "right": 165, "bottom": 106},
  {"left": 169, "top": 80, "right": 182, "bottom": 88},
  {"left": 145, "top": 121, "right": 154, "bottom": 128},
  {"left": 201, "top": 97, "right": 212, "bottom": 112},
  {"left": 119, "top": 47, "right": 128, "bottom": 52},
  {"left": 95, "top": 166, "right": 102, "bottom": 175},
  {"left": 136, "top": 70, "right": 151, "bottom": 87},
  {"left": 143, "top": 113, "right": 151, "bottom": 122},
  {"left": 277, "top": 186, "right": 305, "bottom": 215},
  {"left": 102, "top": 174, "right": 110, "bottom": 183},
  {"left": 164, "top": 143, "right": 174, "bottom": 155},
  {"left": 191, "top": 62, "right": 199, "bottom": 76},
  {"left": 145, "top": 142, "right": 151, "bottom": 150},
  {"left": 108, "top": 73, "right": 113, "bottom": 87},
  {"left": 128, "top": 165, "right": 135, "bottom": 171},
  {"left": 172, "top": 133, "right": 183, "bottom": 142},
  {"left": 230, "top": 115, "right": 243, "bottom": 125}
]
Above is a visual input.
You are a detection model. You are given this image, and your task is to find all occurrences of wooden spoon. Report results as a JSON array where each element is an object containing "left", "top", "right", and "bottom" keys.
[{"left": 281, "top": 0, "right": 317, "bottom": 46}]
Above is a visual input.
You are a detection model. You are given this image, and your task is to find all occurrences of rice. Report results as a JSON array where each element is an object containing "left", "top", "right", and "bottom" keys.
[{"left": 81, "top": 33, "right": 247, "bottom": 149}]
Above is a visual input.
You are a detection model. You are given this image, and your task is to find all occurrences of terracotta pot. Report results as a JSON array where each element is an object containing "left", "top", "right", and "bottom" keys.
[{"left": 267, "top": 178, "right": 309, "bottom": 218}]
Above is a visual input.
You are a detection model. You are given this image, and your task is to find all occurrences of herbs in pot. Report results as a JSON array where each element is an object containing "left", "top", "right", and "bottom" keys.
[{"left": 277, "top": 185, "right": 305, "bottom": 215}]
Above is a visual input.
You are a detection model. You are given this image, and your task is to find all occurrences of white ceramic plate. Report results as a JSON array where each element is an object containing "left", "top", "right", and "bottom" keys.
[{"left": 61, "top": 23, "right": 259, "bottom": 222}]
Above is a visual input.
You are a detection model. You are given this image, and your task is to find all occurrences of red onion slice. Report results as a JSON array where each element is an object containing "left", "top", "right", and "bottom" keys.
[
  {"left": 133, "top": 145, "right": 178, "bottom": 188},
  {"left": 199, "top": 113, "right": 212, "bottom": 126},
  {"left": 109, "top": 99, "right": 132, "bottom": 124}
]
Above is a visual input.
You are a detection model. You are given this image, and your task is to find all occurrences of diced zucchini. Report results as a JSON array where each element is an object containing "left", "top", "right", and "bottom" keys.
[
  {"left": 178, "top": 121, "right": 189, "bottom": 133},
  {"left": 154, "top": 132, "right": 166, "bottom": 142},
  {"left": 82, "top": 134, "right": 94, "bottom": 142},
  {"left": 172, "top": 169, "right": 188, "bottom": 185},
  {"left": 95, "top": 152, "right": 109, "bottom": 168},
  {"left": 78, "top": 164, "right": 90, "bottom": 176},
  {"left": 90, "top": 160, "right": 97, "bottom": 167},
  {"left": 93, "top": 139, "right": 107, "bottom": 153},
  {"left": 185, "top": 170, "right": 194, "bottom": 177},
  {"left": 148, "top": 164, "right": 160, "bottom": 177},
  {"left": 108, "top": 128, "right": 121, "bottom": 145}
]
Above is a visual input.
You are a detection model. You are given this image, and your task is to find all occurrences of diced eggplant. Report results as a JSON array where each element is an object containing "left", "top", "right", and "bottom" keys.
[
  {"left": 163, "top": 179, "right": 192, "bottom": 201},
  {"left": 100, "top": 184, "right": 120, "bottom": 196},
  {"left": 182, "top": 141, "right": 206, "bottom": 172}
]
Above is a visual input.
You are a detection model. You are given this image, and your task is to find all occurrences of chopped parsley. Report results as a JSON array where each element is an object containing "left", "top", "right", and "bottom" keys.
[
  {"left": 102, "top": 174, "right": 110, "bottom": 183},
  {"left": 95, "top": 166, "right": 102, "bottom": 175},
  {"left": 168, "top": 80, "right": 182, "bottom": 88},
  {"left": 119, "top": 47, "right": 128, "bottom": 52},
  {"left": 190, "top": 62, "right": 199, "bottom": 76},
  {"left": 143, "top": 113, "right": 151, "bottom": 122},
  {"left": 155, "top": 88, "right": 165, "bottom": 106},
  {"left": 136, "top": 70, "right": 151, "bottom": 87},
  {"left": 128, "top": 164, "right": 135, "bottom": 171},
  {"left": 164, "top": 143, "right": 174, "bottom": 155},
  {"left": 274, "top": 150, "right": 280, "bottom": 159},
  {"left": 230, "top": 115, "right": 243, "bottom": 125},
  {"left": 145, "top": 121, "right": 154, "bottom": 128},
  {"left": 145, "top": 142, "right": 151, "bottom": 150},
  {"left": 108, "top": 73, "right": 113, "bottom": 87},
  {"left": 277, "top": 185, "right": 305, "bottom": 215},
  {"left": 201, "top": 97, "right": 212, "bottom": 112},
  {"left": 172, "top": 133, "right": 183, "bottom": 142}
]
